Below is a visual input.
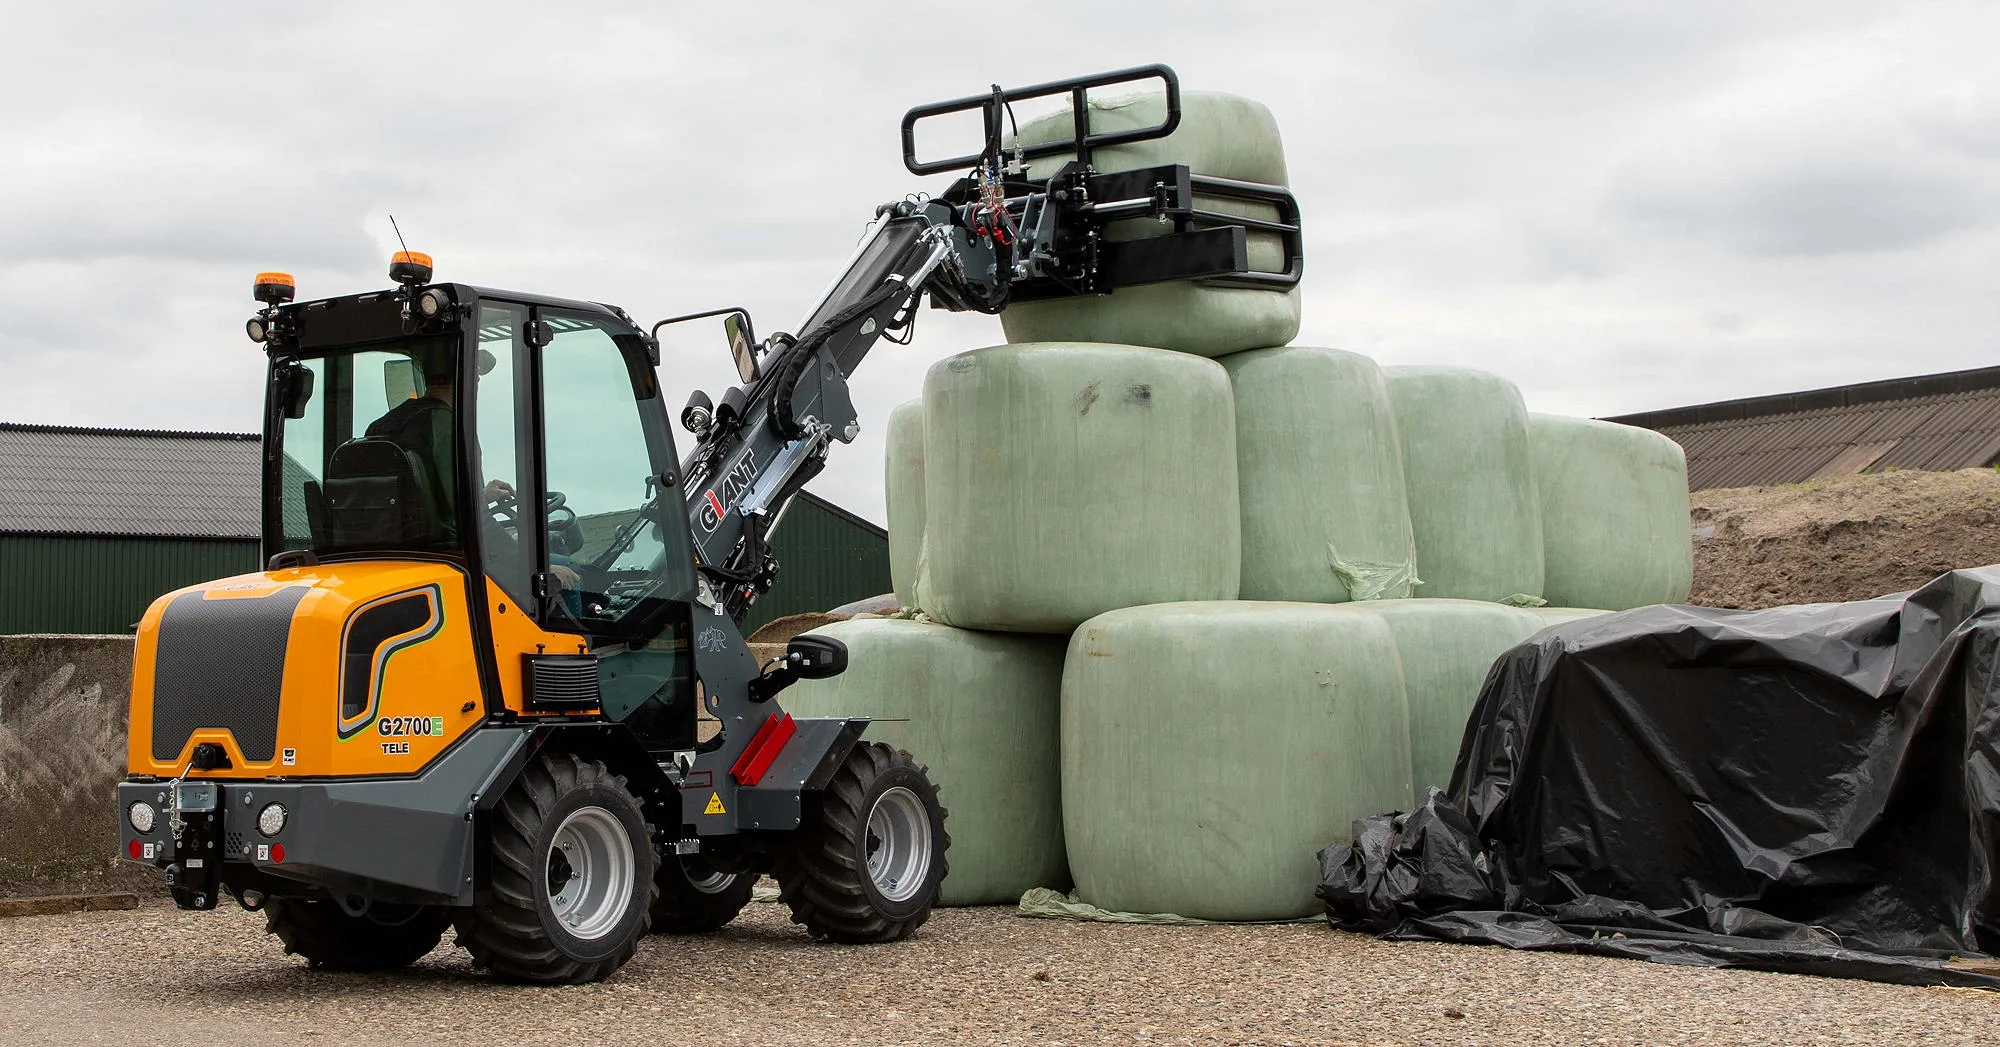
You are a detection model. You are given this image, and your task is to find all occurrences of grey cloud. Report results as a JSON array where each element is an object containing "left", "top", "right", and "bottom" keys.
[
  {"left": 8, "top": 1, "right": 2000, "bottom": 525},
  {"left": 1610, "top": 159, "right": 1998, "bottom": 256}
]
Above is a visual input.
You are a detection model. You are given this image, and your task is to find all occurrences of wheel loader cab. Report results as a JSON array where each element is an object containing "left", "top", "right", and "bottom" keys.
[{"left": 125, "top": 285, "right": 704, "bottom": 787}]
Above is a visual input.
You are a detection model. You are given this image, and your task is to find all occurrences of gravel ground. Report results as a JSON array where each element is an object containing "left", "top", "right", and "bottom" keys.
[{"left": 0, "top": 899, "right": 1991, "bottom": 1046}]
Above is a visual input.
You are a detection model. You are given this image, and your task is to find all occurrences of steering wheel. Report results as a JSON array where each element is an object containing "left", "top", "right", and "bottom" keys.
[{"left": 485, "top": 487, "right": 570, "bottom": 530}]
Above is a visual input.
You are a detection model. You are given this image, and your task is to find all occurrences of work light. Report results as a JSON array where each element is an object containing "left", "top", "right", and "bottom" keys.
[{"left": 257, "top": 802, "right": 288, "bottom": 837}]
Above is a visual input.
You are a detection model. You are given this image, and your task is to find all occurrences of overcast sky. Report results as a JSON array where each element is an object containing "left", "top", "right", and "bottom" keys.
[{"left": 6, "top": 2, "right": 1998, "bottom": 523}]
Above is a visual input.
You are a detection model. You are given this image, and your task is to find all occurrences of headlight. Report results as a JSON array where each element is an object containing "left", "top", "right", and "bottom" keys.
[
  {"left": 256, "top": 802, "right": 288, "bottom": 837},
  {"left": 128, "top": 801, "right": 156, "bottom": 834}
]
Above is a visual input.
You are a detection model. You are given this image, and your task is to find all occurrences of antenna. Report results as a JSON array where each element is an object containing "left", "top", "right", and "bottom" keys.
[{"left": 389, "top": 214, "right": 411, "bottom": 257}]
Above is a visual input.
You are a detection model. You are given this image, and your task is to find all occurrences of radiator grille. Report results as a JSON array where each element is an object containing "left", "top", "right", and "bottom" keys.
[{"left": 525, "top": 655, "right": 601, "bottom": 708}]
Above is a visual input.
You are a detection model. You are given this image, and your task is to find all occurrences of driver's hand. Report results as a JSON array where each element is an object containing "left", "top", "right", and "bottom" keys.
[
  {"left": 550, "top": 564, "right": 580, "bottom": 591},
  {"left": 483, "top": 479, "right": 516, "bottom": 504}
]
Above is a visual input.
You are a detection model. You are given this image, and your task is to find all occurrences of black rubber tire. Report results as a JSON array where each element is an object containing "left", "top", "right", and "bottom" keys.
[
  {"left": 264, "top": 897, "right": 449, "bottom": 971},
  {"left": 775, "top": 742, "right": 949, "bottom": 943},
  {"left": 452, "top": 752, "right": 657, "bottom": 984},
  {"left": 649, "top": 855, "right": 755, "bottom": 933}
]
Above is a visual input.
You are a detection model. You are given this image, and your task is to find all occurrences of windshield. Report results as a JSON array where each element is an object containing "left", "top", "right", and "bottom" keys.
[{"left": 270, "top": 334, "right": 464, "bottom": 557}]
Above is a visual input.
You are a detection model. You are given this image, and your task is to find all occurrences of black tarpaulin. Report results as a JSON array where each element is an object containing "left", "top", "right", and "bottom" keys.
[{"left": 1318, "top": 567, "right": 2000, "bottom": 988}]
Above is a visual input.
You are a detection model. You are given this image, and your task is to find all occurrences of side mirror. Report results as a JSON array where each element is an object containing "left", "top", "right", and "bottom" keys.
[
  {"left": 277, "top": 362, "right": 316, "bottom": 420},
  {"left": 785, "top": 634, "right": 848, "bottom": 680},
  {"left": 747, "top": 633, "right": 849, "bottom": 703},
  {"left": 725, "top": 311, "right": 759, "bottom": 384}
]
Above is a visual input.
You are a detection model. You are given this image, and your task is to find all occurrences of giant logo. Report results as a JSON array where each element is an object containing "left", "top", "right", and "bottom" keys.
[{"left": 698, "top": 450, "right": 757, "bottom": 533}]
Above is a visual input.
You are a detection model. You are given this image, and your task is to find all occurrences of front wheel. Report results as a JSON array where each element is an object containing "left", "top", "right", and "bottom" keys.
[
  {"left": 453, "top": 753, "right": 657, "bottom": 984},
  {"left": 264, "top": 897, "right": 449, "bottom": 971},
  {"left": 775, "top": 742, "right": 949, "bottom": 943}
]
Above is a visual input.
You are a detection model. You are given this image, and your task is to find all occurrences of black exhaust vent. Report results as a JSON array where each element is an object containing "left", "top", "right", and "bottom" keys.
[{"left": 525, "top": 654, "right": 601, "bottom": 710}]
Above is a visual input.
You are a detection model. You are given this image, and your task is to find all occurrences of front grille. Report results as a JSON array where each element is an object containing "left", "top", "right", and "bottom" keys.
[
  {"left": 525, "top": 654, "right": 601, "bottom": 709},
  {"left": 151, "top": 586, "right": 307, "bottom": 763}
]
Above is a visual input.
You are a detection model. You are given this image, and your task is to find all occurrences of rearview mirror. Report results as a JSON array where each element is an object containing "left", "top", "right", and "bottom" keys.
[
  {"left": 747, "top": 632, "right": 849, "bottom": 703},
  {"left": 278, "top": 363, "right": 316, "bottom": 420},
  {"left": 725, "top": 312, "right": 758, "bottom": 384},
  {"left": 785, "top": 634, "right": 848, "bottom": 680}
]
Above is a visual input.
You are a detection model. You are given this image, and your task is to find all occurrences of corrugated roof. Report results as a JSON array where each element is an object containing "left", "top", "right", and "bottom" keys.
[
  {"left": 0, "top": 423, "right": 260, "bottom": 538},
  {"left": 1605, "top": 366, "right": 2000, "bottom": 490}
]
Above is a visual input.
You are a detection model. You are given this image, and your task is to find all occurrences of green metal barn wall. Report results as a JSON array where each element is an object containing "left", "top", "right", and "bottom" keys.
[
  {"left": 742, "top": 498, "right": 891, "bottom": 632},
  {"left": 0, "top": 534, "right": 261, "bottom": 635},
  {"left": 1, "top": 502, "right": 886, "bottom": 636}
]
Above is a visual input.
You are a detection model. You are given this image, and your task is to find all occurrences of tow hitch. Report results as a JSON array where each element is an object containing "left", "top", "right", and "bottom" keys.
[{"left": 164, "top": 779, "right": 223, "bottom": 911}]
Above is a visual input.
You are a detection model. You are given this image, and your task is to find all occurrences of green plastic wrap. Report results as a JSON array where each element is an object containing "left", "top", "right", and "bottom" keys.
[
  {"left": 885, "top": 399, "right": 925, "bottom": 608},
  {"left": 1384, "top": 366, "right": 1545, "bottom": 603},
  {"left": 1062, "top": 602, "right": 1412, "bottom": 920},
  {"left": 780, "top": 618, "right": 1069, "bottom": 905},
  {"left": 1530, "top": 413, "right": 1693, "bottom": 610},
  {"left": 1335, "top": 600, "right": 1570, "bottom": 795},
  {"left": 1223, "top": 346, "right": 1416, "bottom": 602},
  {"left": 999, "top": 90, "right": 1300, "bottom": 357},
  {"left": 918, "top": 343, "right": 1240, "bottom": 632}
]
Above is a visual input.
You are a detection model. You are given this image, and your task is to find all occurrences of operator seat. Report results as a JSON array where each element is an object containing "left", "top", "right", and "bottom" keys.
[
  {"left": 361, "top": 391, "right": 460, "bottom": 544},
  {"left": 321, "top": 438, "right": 446, "bottom": 549}
]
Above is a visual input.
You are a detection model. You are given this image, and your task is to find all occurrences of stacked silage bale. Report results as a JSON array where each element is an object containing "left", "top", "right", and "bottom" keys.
[{"left": 791, "top": 86, "right": 1693, "bottom": 919}]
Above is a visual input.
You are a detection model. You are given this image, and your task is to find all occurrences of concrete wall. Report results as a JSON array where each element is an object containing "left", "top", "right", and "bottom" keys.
[{"left": 0, "top": 635, "right": 155, "bottom": 896}]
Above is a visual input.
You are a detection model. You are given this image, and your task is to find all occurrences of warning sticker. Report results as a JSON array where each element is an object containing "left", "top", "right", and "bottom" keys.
[{"left": 703, "top": 791, "right": 727, "bottom": 816}]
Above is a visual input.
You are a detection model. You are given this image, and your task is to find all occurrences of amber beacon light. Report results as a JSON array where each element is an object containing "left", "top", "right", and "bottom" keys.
[{"left": 246, "top": 272, "right": 296, "bottom": 343}]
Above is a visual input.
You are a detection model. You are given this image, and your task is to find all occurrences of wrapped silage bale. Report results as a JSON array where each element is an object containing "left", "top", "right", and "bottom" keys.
[
  {"left": 1529, "top": 413, "right": 1693, "bottom": 610},
  {"left": 1062, "top": 602, "right": 1412, "bottom": 920},
  {"left": 1384, "top": 366, "right": 1545, "bottom": 604},
  {"left": 780, "top": 618, "right": 1069, "bottom": 905},
  {"left": 918, "top": 343, "right": 1240, "bottom": 632},
  {"left": 1224, "top": 346, "right": 1417, "bottom": 602},
  {"left": 1334, "top": 600, "right": 1585, "bottom": 796},
  {"left": 1000, "top": 90, "right": 1300, "bottom": 357},
  {"left": 885, "top": 399, "right": 925, "bottom": 607}
]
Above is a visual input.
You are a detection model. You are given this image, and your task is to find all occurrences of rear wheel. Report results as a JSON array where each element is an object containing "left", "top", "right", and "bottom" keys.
[
  {"left": 649, "top": 855, "right": 755, "bottom": 933},
  {"left": 453, "top": 753, "right": 656, "bottom": 984},
  {"left": 776, "top": 742, "right": 949, "bottom": 943},
  {"left": 265, "top": 897, "right": 448, "bottom": 971}
]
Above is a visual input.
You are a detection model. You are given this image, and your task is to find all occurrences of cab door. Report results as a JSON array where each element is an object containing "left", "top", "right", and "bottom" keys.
[{"left": 472, "top": 305, "right": 699, "bottom": 750}]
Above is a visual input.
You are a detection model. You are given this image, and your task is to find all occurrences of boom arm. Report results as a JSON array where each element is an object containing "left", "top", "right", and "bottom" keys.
[{"left": 667, "top": 64, "right": 1302, "bottom": 620}]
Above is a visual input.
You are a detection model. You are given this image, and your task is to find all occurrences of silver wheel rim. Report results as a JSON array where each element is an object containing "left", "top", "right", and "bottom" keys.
[
  {"left": 546, "top": 806, "right": 634, "bottom": 941},
  {"left": 864, "top": 786, "right": 931, "bottom": 904},
  {"left": 682, "top": 858, "right": 738, "bottom": 895}
]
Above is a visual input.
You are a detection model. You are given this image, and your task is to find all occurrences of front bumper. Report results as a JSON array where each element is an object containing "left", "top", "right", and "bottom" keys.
[{"left": 118, "top": 727, "right": 529, "bottom": 906}]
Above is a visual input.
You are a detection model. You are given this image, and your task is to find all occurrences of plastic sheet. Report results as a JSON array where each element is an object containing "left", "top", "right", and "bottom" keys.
[
  {"left": 1017, "top": 888, "right": 1319, "bottom": 926},
  {"left": 1317, "top": 568, "right": 2000, "bottom": 988}
]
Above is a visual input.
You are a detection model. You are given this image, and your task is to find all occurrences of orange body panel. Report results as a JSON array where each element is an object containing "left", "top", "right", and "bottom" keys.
[
  {"left": 127, "top": 562, "right": 503, "bottom": 779},
  {"left": 482, "top": 578, "right": 594, "bottom": 716}
]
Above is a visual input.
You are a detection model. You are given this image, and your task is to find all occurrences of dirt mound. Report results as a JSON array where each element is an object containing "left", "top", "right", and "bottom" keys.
[{"left": 1690, "top": 468, "right": 2000, "bottom": 609}]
